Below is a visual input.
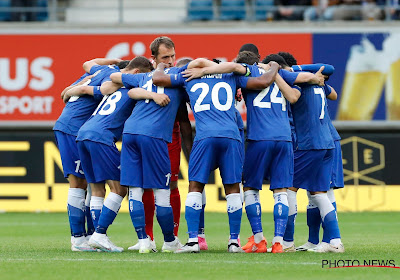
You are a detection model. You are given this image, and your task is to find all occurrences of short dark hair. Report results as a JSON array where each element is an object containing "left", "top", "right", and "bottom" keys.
[
  {"left": 150, "top": 36, "right": 175, "bottom": 57},
  {"left": 236, "top": 51, "right": 259, "bottom": 65},
  {"left": 239, "top": 43, "right": 260, "bottom": 57},
  {"left": 176, "top": 58, "right": 192, "bottom": 67},
  {"left": 277, "top": 52, "right": 297, "bottom": 67},
  {"left": 116, "top": 60, "right": 130, "bottom": 69},
  {"left": 126, "top": 56, "right": 154, "bottom": 72},
  {"left": 262, "top": 54, "right": 289, "bottom": 68}
]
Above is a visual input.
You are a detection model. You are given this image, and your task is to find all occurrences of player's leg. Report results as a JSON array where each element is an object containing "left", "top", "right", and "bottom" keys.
[
  {"left": 176, "top": 139, "right": 213, "bottom": 253},
  {"left": 89, "top": 183, "right": 106, "bottom": 229},
  {"left": 140, "top": 135, "right": 180, "bottom": 252},
  {"left": 305, "top": 191, "right": 322, "bottom": 246},
  {"left": 86, "top": 141, "right": 126, "bottom": 252},
  {"left": 308, "top": 149, "right": 343, "bottom": 253},
  {"left": 283, "top": 187, "right": 298, "bottom": 251},
  {"left": 198, "top": 189, "right": 208, "bottom": 250},
  {"left": 120, "top": 134, "right": 150, "bottom": 253},
  {"left": 84, "top": 184, "right": 95, "bottom": 237},
  {"left": 142, "top": 189, "right": 155, "bottom": 241},
  {"left": 89, "top": 180, "right": 125, "bottom": 252},
  {"left": 269, "top": 142, "right": 292, "bottom": 253},
  {"left": 241, "top": 140, "right": 269, "bottom": 253},
  {"left": 168, "top": 136, "right": 182, "bottom": 237},
  {"left": 55, "top": 131, "right": 93, "bottom": 251},
  {"left": 219, "top": 138, "right": 244, "bottom": 253}
]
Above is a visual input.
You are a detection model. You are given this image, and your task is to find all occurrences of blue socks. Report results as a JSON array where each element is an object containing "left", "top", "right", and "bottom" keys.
[
  {"left": 185, "top": 192, "right": 202, "bottom": 239},
  {"left": 283, "top": 189, "right": 297, "bottom": 244},
  {"left": 273, "top": 192, "right": 289, "bottom": 243},
  {"left": 90, "top": 196, "right": 104, "bottom": 229},
  {"left": 67, "top": 188, "right": 86, "bottom": 237},
  {"left": 96, "top": 193, "right": 123, "bottom": 235},
  {"left": 129, "top": 194, "right": 147, "bottom": 239},
  {"left": 226, "top": 193, "right": 242, "bottom": 240},
  {"left": 156, "top": 205, "right": 175, "bottom": 242},
  {"left": 244, "top": 190, "right": 263, "bottom": 235}
]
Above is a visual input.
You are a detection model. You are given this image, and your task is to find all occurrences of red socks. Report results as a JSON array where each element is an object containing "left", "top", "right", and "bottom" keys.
[
  {"left": 142, "top": 190, "right": 155, "bottom": 240},
  {"left": 170, "top": 188, "right": 181, "bottom": 236}
]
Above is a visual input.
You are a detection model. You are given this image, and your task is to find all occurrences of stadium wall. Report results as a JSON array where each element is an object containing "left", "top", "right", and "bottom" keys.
[{"left": 1, "top": 27, "right": 400, "bottom": 212}]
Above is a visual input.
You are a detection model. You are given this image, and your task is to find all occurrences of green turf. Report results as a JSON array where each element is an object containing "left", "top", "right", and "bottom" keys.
[{"left": 0, "top": 212, "right": 399, "bottom": 280}]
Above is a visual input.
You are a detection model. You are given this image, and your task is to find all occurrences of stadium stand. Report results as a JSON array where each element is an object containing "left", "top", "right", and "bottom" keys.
[
  {"left": 0, "top": 0, "right": 10, "bottom": 21},
  {"left": 187, "top": 0, "right": 214, "bottom": 21},
  {"left": 219, "top": 0, "right": 247, "bottom": 20},
  {"left": 254, "top": 0, "right": 275, "bottom": 20}
]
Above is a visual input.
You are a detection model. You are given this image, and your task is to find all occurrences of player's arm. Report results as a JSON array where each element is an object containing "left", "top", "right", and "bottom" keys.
[
  {"left": 294, "top": 66, "right": 325, "bottom": 86},
  {"left": 275, "top": 73, "right": 300, "bottom": 104},
  {"left": 100, "top": 80, "right": 122, "bottom": 95},
  {"left": 60, "top": 74, "right": 95, "bottom": 99},
  {"left": 326, "top": 84, "right": 338, "bottom": 100},
  {"left": 182, "top": 62, "right": 249, "bottom": 82},
  {"left": 177, "top": 102, "right": 193, "bottom": 155},
  {"left": 127, "top": 88, "right": 170, "bottom": 107},
  {"left": 152, "top": 63, "right": 173, "bottom": 87},
  {"left": 63, "top": 85, "right": 95, "bottom": 103},
  {"left": 82, "top": 58, "right": 121, "bottom": 73},
  {"left": 244, "top": 62, "right": 280, "bottom": 90},
  {"left": 292, "top": 63, "right": 335, "bottom": 76}
]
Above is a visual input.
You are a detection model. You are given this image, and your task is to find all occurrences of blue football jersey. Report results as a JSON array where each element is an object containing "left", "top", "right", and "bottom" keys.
[
  {"left": 172, "top": 72, "right": 246, "bottom": 142},
  {"left": 76, "top": 88, "right": 136, "bottom": 146},
  {"left": 53, "top": 65, "right": 120, "bottom": 136},
  {"left": 121, "top": 66, "right": 186, "bottom": 143},
  {"left": 324, "top": 85, "right": 341, "bottom": 141},
  {"left": 241, "top": 66, "right": 299, "bottom": 141},
  {"left": 291, "top": 84, "right": 334, "bottom": 150}
]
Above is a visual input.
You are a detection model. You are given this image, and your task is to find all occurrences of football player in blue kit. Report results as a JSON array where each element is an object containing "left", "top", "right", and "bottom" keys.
[
  {"left": 277, "top": 52, "right": 344, "bottom": 253},
  {"left": 65, "top": 57, "right": 155, "bottom": 252},
  {"left": 152, "top": 56, "right": 282, "bottom": 253},
  {"left": 53, "top": 57, "right": 122, "bottom": 251},
  {"left": 295, "top": 83, "right": 344, "bottom": 252},
  {"left": 105, "top": 37, "right": 190, "bottom": 253}
]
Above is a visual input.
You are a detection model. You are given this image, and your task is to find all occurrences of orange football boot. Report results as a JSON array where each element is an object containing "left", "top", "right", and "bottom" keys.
[{"left": 271, "top": 242, "right": 284, "bottom": 253}]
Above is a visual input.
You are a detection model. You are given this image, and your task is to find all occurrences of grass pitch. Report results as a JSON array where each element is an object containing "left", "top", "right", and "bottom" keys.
[{"left": 0, "top": 212, "right": 399, "bottom": 280}]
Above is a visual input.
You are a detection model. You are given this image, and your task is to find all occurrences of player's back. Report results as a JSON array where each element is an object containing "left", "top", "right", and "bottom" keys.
[
  {"left": 122, "top": 67, "right": 185, "bottom": 143},
  {"left": 184, "top": 73, "right": 242, "bottom": 142},
  {"left": 243, "top": 66, "right": 295, "bottom": 142},
  {"left": 54, "top": 65, "right": 120, "bottom": 136},
  {"left": 292, "top": 84, "right": 334, "bottom": 150},
  {"left": 77, "top": 88, "right": 136, "bottom": 146}
]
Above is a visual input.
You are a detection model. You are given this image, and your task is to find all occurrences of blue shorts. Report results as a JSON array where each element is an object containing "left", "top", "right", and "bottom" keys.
[
  {"left": 189, "top": 137, "right": 242, "bottom": 185},
  {"left": 77, "top": 140, "right": 120, "bottom": 183},
  {"left": 243, "top": 140, "right": 293, "bottom": 190},
  {"left": 120, "top": 134, "right": 171, "bottom": 189},
  {"left": 54, "top": 131, "right": 84, "bottom": 179},
  {"left": 293, "top": 149, "right": 333, "bottom": 192},
  {"left": 331, "top": 140, "right": 344, "bottom": 189}
]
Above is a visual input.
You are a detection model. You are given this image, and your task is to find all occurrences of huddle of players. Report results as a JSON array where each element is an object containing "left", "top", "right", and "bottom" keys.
[{"left": 53, "top": 36, "right": 344, "bottom": 254}]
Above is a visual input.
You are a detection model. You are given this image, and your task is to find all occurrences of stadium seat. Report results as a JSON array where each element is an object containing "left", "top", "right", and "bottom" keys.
[
  {"left": 220, "top": 0, "right": 246, "bottom": 21},
  {"left": 36, "top": 0, "right": 48, "bottom": 21},
  {"left": 255, "top": 0, "right": 274, "bottom": 21},
  {"left": 187, "top": 0, "right": 214, "bottom": 21},
  {"left": 0, "top": 0, "right": 11, "bottom": 21}
]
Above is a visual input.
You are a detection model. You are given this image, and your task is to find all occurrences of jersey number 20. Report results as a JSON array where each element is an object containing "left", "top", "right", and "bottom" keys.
[{"left": 192, "top": 82, "right": 233, "bottom": 113}]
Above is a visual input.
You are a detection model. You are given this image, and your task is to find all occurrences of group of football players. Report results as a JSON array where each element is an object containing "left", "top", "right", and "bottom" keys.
[{"left": 54, "top": 36, "right": 344, "bottom": 254}]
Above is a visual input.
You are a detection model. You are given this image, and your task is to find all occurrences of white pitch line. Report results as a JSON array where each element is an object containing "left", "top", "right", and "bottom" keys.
[{"left": 1, "top": 258, "right": 317, "bottom": 266}]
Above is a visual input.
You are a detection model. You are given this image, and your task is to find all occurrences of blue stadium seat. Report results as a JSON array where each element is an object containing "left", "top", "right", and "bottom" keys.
[
  {"left": 187, "top": 0, "right": 214, "bottom": 21},
  {"left": 0, "top": 0, "right": 11, "bottom": 21},
  {"left": 36, "top": 0, "right": 48, "bottom": 21},
  {"left": 220, "top": 0, "right": 246, "bottom": 21},
  {"left": 255, "top": 0, "right": 274, "bottom": 20}
]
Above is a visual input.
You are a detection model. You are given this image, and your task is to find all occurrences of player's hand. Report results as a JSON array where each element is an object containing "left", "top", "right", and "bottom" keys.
[
  {"left": 182, "top": 68, "right": 205, "bottom": 82},
  {"left": 152, "top": 93, "right": 170, "bottom": 107},
  {"left": 257, "top": 62, "right": 271, "bottom": 71},
  {"left": 235, "top": 88, "right": 243, "bottom": 102},
  {"left": 268, "top": 61, "right": 280, "bottom": 69},
  {"left": 63, "top": 92, "right": 71, "bottom": 103},
  {"left": 315, "top": 66, "right": 325, "bottom": 86},
  {"left": 157, "top": 62, "right": 167, "bottom": 71}
]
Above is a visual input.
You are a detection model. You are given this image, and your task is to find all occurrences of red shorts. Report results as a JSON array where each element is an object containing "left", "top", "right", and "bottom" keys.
[{"left": 168, "top": 122, "right": 181, "bottom": 182}]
